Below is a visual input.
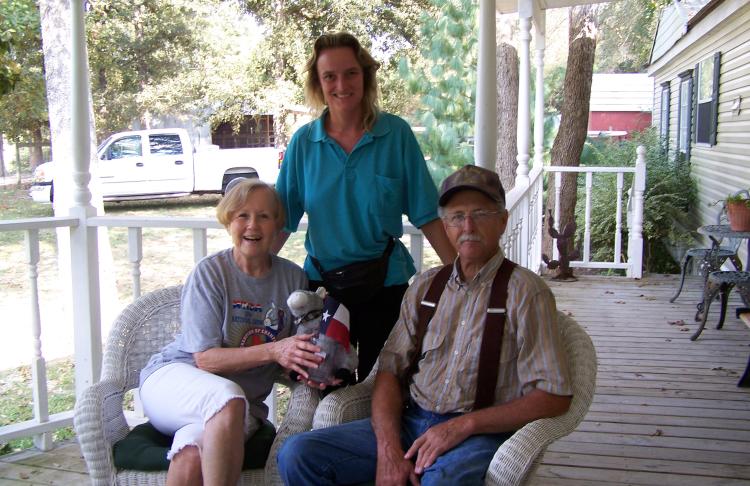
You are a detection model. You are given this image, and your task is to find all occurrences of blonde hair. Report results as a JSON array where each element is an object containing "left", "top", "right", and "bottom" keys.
[
  {"left": 304, "top": 32, "right": 381, "bottom": 131},
  {"left": 216, "top": 178, "right": 285, "bottom": 230}
]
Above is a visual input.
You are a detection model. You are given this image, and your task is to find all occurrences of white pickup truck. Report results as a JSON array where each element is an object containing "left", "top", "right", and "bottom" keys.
[{"left": 29, "top": 128, "right": 282, "bottom": 202}]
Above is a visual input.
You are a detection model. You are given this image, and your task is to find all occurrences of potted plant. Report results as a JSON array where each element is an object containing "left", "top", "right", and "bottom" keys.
[{"left": 726, "top": 189, "right": 750, "bottom": 231}]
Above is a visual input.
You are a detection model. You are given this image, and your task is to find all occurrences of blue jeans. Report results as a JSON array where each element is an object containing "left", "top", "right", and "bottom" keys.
[{"left": 278, "top": 400, "right": 513, "bottom": 485}]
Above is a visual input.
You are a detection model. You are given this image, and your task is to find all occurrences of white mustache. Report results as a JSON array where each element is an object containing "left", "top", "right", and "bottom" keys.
[{"left": 458, "top": 234, "right": 481, "bottom": 244}]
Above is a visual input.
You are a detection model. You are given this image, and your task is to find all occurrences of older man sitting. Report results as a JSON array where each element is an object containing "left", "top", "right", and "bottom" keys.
[{"left": 278, "top": 165, "right": 572, "bottom": 485}]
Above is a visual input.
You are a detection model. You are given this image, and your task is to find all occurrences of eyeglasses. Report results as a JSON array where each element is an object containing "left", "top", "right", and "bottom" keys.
[{"left": 442, "top": 209, "right": 502, "bottom": 227}]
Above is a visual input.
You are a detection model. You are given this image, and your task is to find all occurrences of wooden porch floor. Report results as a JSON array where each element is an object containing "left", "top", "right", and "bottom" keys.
[{"left": 1, "top": 274, "right": 749, "bottom": 485}]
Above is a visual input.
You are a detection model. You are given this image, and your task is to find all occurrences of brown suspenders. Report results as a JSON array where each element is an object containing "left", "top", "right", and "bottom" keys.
[{"left": 405, "top": 258, "right": 517, "bottom": 410}]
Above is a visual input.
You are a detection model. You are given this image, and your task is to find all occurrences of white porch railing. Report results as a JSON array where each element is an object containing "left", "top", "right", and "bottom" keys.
[
  {"left": 504, "top": 145, "right": 646, "bottom": 279},
  {"left": 0, "top": 145, "right": 645, "bottom": 450},
  {"left": 544, "top": 145, "right": 647, "bottom": 279},
  {"left": 0, "top": 217, "right": 79, "bottom": 451}
]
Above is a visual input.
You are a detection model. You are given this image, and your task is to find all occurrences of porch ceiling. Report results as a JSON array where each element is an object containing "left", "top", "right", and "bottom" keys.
[{"left": 495, "top": 0, "right": 613, "bottom": 15}]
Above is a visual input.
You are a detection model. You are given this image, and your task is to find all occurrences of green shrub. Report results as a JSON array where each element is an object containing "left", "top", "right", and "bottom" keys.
[{"left": 576, "top": 128, "right": 698, "bottom": 273}]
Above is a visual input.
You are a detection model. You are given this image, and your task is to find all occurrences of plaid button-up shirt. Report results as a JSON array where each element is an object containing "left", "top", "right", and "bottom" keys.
[{"left": 378, "top": 249, "right": 572, "bottom": 413}]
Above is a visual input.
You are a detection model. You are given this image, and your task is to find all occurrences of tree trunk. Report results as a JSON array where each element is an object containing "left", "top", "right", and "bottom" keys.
[
  {"left": 496, "top": 42, "right": 518, "bottom": 192},
  {"left": 0, "top": 134, "right": 6, "bottom": 178},
  {"left": 30, "top": 126, "right": 44, "bottom": 170},
  {"left": 273, "top": 0, "right": 287, "bottom": 148},
  {"left": 543, "top": 6, "right": 598, "bottom": 279},
  {"left": 39, "top": 0, "right": 120, "bottom": 335},
  {"left": 15, "top": 143, "right": 21, "bottom": 185}
]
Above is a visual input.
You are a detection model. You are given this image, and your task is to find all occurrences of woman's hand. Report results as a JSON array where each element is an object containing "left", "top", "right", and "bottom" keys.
[
  {"left": 298, "top": 376, "right": 343, "bottom": 390},
  {"left": 272, "top": 334, "right": 324, "bottom": 379}
]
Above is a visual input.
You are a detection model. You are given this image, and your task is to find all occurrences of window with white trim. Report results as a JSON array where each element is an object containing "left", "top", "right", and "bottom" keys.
[
  {"left": 659, "top": 82, "right": 670, "bottom": 149},
  {"left": 695, "top": 52, "right": 721, "bottom": 145},
  {"left": 676, "top": 70, "right": 692, "bottom": 159}
]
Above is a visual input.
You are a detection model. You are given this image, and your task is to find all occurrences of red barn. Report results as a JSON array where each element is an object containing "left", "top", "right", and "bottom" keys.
[{"left": 587, "top": 73, "right": 653, "bottom": 139}]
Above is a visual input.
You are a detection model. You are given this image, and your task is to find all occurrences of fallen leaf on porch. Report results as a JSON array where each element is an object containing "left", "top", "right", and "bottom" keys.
[
  {"left": 679, "top": 328, "right": 689, "bottom": 332},
  {"left": 639, "top": 294, "right": 645, "bottom": 297},
  {"left": 668, "top": 320, "right": 685, "bottom": 326},
  {"left": 713, "top": 367, "right": 739, "bottom": 375},
  {"left": 564, "top": 310, "right": 574, "bottom": 316},
  {"left": 614, "top": 300, "right": 626, "bottom": 304},
  {"left": 665, "top": 338, "right": 672, "bottom": 342},
  {"left": 605, "top": 291, "right": 614, "bottom": 294},
  {"left": 643, "top": 296, "right": 656, "bottom": 301},
  {"left": 651, "top": 429, "right": 663, "bottom": 436},
  {"left": 635, "top": 373, "right": 644, "bottom": 377},
  {"left": 19, "top": 473, "right": 30, "bottom": 480}
]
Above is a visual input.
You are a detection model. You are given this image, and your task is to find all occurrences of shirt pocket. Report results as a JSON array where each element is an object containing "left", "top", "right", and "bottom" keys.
[
  {"left": 419, "top": 325, "right": 447, "bottom": 363},
  {"left": 373, "top": 174, "right": 404, "bottom": 233}
]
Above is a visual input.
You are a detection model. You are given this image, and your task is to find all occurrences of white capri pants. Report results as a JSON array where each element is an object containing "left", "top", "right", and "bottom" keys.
[{"left": 140, "top": 362, "right": 260, "bottom": 460}]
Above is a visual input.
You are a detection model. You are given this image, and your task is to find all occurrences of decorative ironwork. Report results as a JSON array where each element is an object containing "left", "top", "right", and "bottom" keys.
[{"left": 542, "top": 209, "right": 580, "bottom": 281}]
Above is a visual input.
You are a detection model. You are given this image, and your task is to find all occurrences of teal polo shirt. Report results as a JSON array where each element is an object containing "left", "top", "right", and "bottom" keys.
[{"left": 276, "top": 112, "right": 440, "bottom": 286}]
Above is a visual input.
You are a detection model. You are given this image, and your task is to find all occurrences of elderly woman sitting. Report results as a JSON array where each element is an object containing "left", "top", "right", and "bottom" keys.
[{"left": 138, "top": 178, "right": 323, "bottom": 485}]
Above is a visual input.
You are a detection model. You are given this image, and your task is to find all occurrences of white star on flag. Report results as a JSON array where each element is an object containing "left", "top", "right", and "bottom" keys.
[{"left": 322, "top": 310, "right": 331, "bottom": 322}]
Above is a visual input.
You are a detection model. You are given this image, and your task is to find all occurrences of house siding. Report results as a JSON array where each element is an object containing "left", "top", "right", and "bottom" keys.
[
  {"left": 650, "top": 1, "right": 750, "bottom": 266},
  {"left": 651, "top": 2, "right": 688, "bottom": 62}
]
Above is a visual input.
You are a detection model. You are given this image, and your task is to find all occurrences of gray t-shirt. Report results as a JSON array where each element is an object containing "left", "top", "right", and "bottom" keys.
[{"left": 140, "top": 248, "right": 307, "bottom": 419}]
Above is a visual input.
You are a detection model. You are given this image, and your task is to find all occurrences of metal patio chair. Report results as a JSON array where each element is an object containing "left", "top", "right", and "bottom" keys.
[
  {"left": 691, "top": 271, "right": 750, "bottom": 341},
  {"left": 670, "top": 207, "right": 742, "bottom": 303}
]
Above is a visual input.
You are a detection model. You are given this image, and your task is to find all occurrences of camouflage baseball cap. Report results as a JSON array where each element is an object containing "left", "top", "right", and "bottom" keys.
[{"left": 439, "top": 165, "right": 506, "bottom": 206}]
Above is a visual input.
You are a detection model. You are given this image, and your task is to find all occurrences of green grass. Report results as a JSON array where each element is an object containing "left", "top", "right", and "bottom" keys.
[
  {"left": 0, "top": 357, "right": 75, "bottom": 454},
  {"left": 0, "top": 184, "right": 55, "bottom": 246}
]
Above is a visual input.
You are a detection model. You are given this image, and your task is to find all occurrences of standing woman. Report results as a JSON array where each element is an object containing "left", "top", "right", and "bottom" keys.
[
  {"left": 139, "top": 179, "right": 324, "bottom": 486},
  {"left": 274, "top": 32, "right": 455, "bottom": 382}
]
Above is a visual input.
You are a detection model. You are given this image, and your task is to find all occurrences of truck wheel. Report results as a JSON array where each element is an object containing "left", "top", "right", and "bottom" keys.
[
  {"left": 221, "top": 172, "right": 258, "bottom": 195},
  {"left": 50, "top": 182, "right": 54, "bottom": 203}
]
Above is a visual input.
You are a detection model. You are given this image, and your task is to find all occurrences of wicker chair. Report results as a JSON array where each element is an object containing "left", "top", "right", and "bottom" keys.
[
  {"left": 74, "top": 285, "right": 320, "bottom": 486},
  {"left": 312, "top": 311, "right": 597, "bottom": 486}
]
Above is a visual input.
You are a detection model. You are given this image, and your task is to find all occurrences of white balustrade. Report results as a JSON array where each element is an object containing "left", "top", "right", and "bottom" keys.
[
  {"left": 25, "top": 229, "right": 52, "bottom": 450},
  {"left": 0, "top": 217, "right": 78, "bottom": 449},
  {"left": 542, "top": 148, "right": 646, "bottom": 277}
]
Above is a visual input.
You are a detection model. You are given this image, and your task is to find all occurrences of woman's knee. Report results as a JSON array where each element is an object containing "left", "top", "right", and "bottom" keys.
[
  {"left": 168, "top": 445, "right": 202, "bottom": 485},
  {"left": 209, "top": 397, "right": 246, "bottom": 429}
]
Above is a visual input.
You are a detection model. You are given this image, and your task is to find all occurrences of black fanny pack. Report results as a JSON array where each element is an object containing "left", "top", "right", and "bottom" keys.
[{"left": 310, "top": 238, "right": 395, "bottom": 306}]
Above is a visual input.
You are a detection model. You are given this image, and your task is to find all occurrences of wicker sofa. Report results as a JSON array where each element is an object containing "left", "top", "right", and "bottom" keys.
[
  {"left": 312, "top": 311, "right": 597, "bottom": 485},
  {"left": 74, "top": 285, "right": 319, "bottom": 485}
]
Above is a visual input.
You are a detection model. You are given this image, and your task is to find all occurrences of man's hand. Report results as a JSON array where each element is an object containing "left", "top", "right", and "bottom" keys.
[
  {"left": 376, "top": 446, "right": 420, "bottom": 486},
  {"left": 404, "top": 416, "right": 471, "bottom": 474}
]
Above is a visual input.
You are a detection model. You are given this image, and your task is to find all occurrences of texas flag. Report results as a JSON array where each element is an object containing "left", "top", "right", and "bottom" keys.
[{"left": 319, "top": 296, "right": 352, "bottom": 352}]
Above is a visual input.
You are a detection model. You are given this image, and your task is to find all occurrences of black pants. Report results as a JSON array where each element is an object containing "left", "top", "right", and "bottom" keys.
[{"left": 309, "top": 280, "right": 408, "bottom": 382}]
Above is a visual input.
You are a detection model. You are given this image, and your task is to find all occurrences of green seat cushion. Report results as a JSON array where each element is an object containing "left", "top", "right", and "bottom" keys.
[{"left": 113, "top": 419, "right": 276, "bottom": 471}]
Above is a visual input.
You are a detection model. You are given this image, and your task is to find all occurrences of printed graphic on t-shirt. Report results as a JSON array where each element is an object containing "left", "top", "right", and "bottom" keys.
[{"left": 227, "top": 300, "right": 286, "bottom": 347}]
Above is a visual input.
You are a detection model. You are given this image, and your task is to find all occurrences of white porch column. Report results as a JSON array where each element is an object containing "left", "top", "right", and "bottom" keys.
[
  {"left": 515, "top": 0, "right": 532, "bottom": 186},
  {"left": 474, "top": 0, "right": 497, "bottom": 169},
  {"left": 627, "top": 146, "right": 647, "bottom": 279},
  {"left": 533, "top": 7, "right": 546, "bottom": 171},
  {"left": 70, "top": 0, "right": 102, "bottom": 396}
]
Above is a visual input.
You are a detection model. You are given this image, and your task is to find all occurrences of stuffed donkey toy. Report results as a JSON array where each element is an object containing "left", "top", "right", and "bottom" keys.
[{"left": 286, "top": 287, "right": 358, "bottom": 385}]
